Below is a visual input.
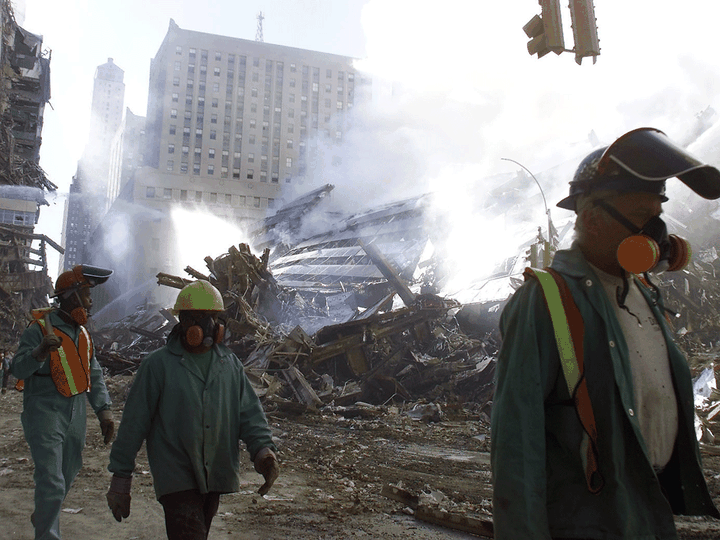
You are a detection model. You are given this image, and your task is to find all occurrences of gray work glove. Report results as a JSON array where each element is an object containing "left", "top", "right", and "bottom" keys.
[
  {"left": 31, "top": 333, "right": 62, "bottom": 361},
  {"left": 254, "top": 447, "right": 279, "bottom": 496},
  {"left": 106, "top": 475, "right": 132, "bottom": 522},
  {"left": 98, "top": 409, "right": 115, "bottom": 444}
]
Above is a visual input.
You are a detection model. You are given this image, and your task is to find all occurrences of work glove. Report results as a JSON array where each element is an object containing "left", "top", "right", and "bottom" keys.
[
  {"left": 254, "top": 447, "right": 279, "bottom": 496},
  {"left": 31, "top": 333, "right": 62, "bottom": 361},
  {"left": 98, "top": 409, "right": 115, "bottom": 444},
  {"left": 106, "top": 475, "right": 132, "bottom": 522}
]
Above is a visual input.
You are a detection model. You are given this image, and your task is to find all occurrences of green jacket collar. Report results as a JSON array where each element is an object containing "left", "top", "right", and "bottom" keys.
[{"left": 550, "top": 243, "right": 596, "bottom": 279}]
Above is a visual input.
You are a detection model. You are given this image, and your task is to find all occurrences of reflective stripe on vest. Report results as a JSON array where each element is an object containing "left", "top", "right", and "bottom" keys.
[
  {"left": 525, "top": 267, "right": 605, "bottom": 494},
  {"left": 34, "top": 314, "right": 92, "bottom": 398},
  {"left": 529, "top": 269, "right": 581, "bottom": 396},
  {"left": 52, "top": 333, "right": 77, "bottom": 395}
]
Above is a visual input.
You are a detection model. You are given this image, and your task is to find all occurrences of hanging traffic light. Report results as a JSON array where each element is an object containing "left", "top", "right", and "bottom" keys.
[
  {"left": 569, "top": 0, "right": 600, "bottom": 64},
  {"left": 523, "top": 0, "right": 565, "bottom": 58}
]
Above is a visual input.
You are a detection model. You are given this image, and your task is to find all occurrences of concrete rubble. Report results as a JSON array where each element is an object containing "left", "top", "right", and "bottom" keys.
[
  {"left": 93, "top": 240, "right": 498, "bottom": 416},
  {"left": 81, "top": 196, "right": 720, "bottom": 446}
]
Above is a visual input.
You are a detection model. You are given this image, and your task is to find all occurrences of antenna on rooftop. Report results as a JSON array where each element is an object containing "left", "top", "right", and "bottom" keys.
[{"left": 255, "top": 12, "right": 264, "bottom": 42}]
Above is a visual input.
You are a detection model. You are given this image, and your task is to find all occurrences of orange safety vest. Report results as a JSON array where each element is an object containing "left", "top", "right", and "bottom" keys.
[{"left": 31, "top": 309, "right": 93, "bottom": 398}]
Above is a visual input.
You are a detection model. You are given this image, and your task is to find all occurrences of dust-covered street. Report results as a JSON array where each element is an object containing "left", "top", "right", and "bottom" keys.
[{"left": 3, "top": 382, "right": 720, "bottom": 539}]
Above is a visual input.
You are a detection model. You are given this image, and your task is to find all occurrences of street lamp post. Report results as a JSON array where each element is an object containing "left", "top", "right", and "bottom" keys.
[{"left": 501, "top": 157, "right": 555, "bottom": 266}]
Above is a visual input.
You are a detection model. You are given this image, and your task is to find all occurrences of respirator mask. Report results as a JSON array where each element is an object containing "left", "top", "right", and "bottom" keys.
[
  {"left": 57, "top": 289, "right": 90, "bottom": 325},
  {"left": 595, "top": 199, "right": 691, "bottom": 274},
  {"left": 183, "top": 313, "right": 225, "bottom": 348}
]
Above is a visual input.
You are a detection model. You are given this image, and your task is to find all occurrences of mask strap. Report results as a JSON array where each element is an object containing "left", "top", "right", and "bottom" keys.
[
  {"left": 593, "top": 200, "right": 641, "bottom": 234},
  {"left": 615, "top": 275, "right": 643, "bottom": 328},
  {"left": 642, "top": 272, "right": 661, "bottom": 306}
]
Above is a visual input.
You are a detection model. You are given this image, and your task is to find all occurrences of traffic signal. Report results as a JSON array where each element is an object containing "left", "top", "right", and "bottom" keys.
[
  {"left": 569, "top": 0, "right": 600, "bottom": 64},
  {"left": 523, "top": 0, "right": 565, "bottom": 58}
]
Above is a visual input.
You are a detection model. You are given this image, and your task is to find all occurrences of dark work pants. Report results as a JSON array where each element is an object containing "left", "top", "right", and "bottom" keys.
[{"left": 159, "top": 489, "right": 221, "bottom": 540}]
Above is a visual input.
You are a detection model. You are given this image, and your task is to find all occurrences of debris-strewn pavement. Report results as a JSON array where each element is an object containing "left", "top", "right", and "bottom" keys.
[
  {"left": 2, "top": 387, "right": 720, "bottom": 538},
  {"left": 68, "top": 244, "right": 720, "bottom": 536}
]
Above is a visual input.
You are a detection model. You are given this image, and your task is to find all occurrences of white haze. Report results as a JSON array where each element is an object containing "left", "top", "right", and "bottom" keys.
[
  {"left": 21, "top": 0, "right": 720, "bottom": 290},
  {"left": 286, "top": 0, "right": 720, "bottom": 294},
  {"left": 170, "top": 207, "right": 250, "bottom": 279}
]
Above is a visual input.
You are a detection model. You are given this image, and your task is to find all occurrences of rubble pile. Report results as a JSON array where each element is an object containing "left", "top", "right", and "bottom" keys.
[
  {"left": 0, "top": 285, "right": 27, "bottom": 352},
  {"left": 92, "top": 304, "right": 174, "bottom": 375},
  {"left": 691, "top": 356, "right": 720, "bottom": 451},
  {"left": 659, "top": 249, "right": 720, "bottom": 354},
  {"left": 91, "top": 239, "right": 720, "bottom": 427},
  {"left": 93, "top": 243, "right": 498, "bottom": 411}
]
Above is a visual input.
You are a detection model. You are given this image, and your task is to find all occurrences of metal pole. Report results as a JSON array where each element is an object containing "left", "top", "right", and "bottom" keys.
[
  {"left": 501, "top": 157, "right": 556, "bottom": 266},
  {"left": 501, "top": 157, "right": 552, "bottom": 242}
]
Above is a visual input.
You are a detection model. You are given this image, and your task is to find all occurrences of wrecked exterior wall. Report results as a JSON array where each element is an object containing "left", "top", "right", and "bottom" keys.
[{"left": 0, "top": 0, "right": 57, "bottom": 351}]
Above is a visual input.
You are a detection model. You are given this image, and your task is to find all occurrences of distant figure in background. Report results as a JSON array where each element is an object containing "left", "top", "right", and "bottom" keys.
[
  {"left": 491, "top": 128, "right": 720, "bottom": 539},
  {"left": 1, "top": 352, "right": 10, "bottom": 393},
  {"left": 107, "top": 280, "right": 278, "bottom": 540},
  {"left": 0, "top": 353, "right": 10, "bottom": 394},
  {"left": 11, "top": 265, "right": 115, "bottom": 540}
]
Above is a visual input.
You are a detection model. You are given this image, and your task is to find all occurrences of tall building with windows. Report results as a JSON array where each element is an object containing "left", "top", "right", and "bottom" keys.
[
  {"left": 88, "top": 59, "right": 126, "bottom": 167},
  {"left": 83, "top": 57, "right": 126, "bottom": 224},
  {"left": 59, "top": 169, "right": 92, "bottom": 270},
  {"left": 59, "top": 58, "right": 125, "bottom": 272},
  {"left": 142, "top": 19, "right": 363, "bottom": 226},
  {"left": 86, "top": 19, "right": 369, "bottom": 319},
  {"left": 107, "top": 107, "right": 146, "bottom": 211}
]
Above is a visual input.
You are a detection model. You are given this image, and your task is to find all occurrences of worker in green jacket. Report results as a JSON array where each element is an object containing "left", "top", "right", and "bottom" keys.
[
  {"left": 107, "top": 279, "right": 278, "bottom": 539},
  {"left": 12, "top": 264, "right": 115, "bottom": 540},
  {"left": 491, "top": 128, "right": 720, "bottom": 539}
]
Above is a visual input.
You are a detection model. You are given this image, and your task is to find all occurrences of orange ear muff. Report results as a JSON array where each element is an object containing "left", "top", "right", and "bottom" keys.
[
  {"left": 70, "top": 307, "right": 88, "bottom": 326},
  {"left": 617, "top": 235, "right": 660, "bottom": 274},
  {"left": 215, "top": 323, "right": 225, "bottom": 344},
  {"left": 185, "top": 325, "right": 204, "bottom": 348},
  {"left": 666, "top": 235, "right": 691, "bottom": 272}
]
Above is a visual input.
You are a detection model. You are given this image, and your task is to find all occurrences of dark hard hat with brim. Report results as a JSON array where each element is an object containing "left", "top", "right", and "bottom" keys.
[
  {"left": 557, "top": 127, "right": 720, "bottom": 210},
  {"left": 51, "top": 264, "right": 113, "bottom": 298},
  {"left": 80, "top": 265, "right": 113, "bottom": 287}
]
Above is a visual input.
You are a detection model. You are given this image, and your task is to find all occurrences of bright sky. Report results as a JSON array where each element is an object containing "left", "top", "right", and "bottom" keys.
[{"left": 21, "top": 0, "right": 720, "bottom": 285}]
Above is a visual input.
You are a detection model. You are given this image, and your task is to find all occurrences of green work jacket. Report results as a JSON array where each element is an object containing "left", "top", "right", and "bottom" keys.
[
  {"left": 108, "top": 332, "right": 276, "bottom": 499},
  {"left": 11, "top": 310, "right": 111, "bottom": 415},
  {"left": 491, "top": 246, "right": 719, "bottom": 540}
]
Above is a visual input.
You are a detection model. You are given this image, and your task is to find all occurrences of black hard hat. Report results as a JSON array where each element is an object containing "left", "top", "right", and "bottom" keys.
[
  {"left": 52, "top": 265, "right": 113, "bottom": 298},
  {"left": 557, "top": 127, "right": 720, "bottom": 211}
]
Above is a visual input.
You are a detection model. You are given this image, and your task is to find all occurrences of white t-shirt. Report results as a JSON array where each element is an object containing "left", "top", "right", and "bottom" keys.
[{"left": 591, "top": 264, "right": 678, "bottom": 468}]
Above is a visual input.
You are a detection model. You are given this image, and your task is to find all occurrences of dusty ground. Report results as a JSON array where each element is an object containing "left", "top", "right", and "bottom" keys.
[{"left": 2, "top": 379, "right": 720, "bottom": 539}]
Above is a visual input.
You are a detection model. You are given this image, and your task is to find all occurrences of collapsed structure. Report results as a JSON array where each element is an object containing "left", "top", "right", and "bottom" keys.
[
  {"left": 88, "top": 179, "right": 720, "bottom": 436},
  {"left": 0, "top": 0, "right": 58, "bottom": 352},
  {"left": 96, "top": 237, "right": 497, "bottom": 414}
]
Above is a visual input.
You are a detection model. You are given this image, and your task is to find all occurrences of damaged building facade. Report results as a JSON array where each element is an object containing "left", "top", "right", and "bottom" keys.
[{"left": 0, "top": 0, "right": 58, "bottom": 351}]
